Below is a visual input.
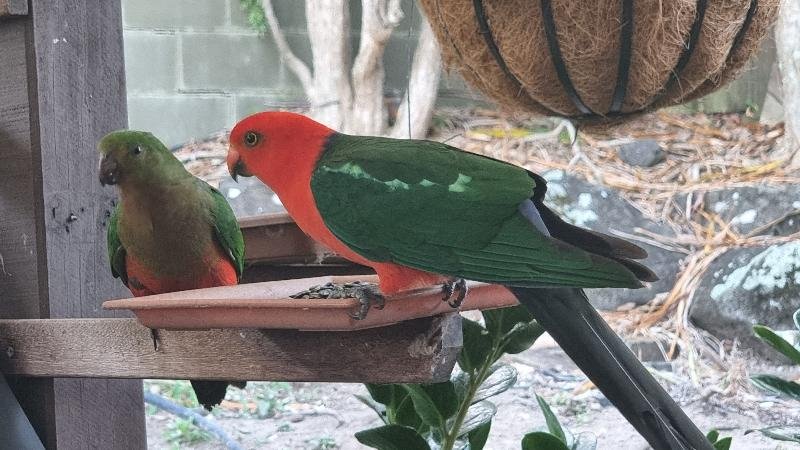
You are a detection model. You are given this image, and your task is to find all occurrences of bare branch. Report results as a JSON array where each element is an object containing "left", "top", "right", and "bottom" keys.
[
  {"left": 349, "top": 0, "right": 404, "bottom": 134},
  {"left": 261, "top": 0, "right": 313, "bottom": 94},
  {"left": 390, "top": 15, "right": 442, "bottom": 139}
]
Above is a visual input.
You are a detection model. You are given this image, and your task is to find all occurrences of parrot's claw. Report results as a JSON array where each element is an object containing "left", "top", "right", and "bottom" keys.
[
  {"left": 290, "top": 281, "right": 385, "bottom": 320},
  {"left": 441, "top": 278, "right": 468, "bottom": 309},
  {"left": 150, "top": 328, "right": 161, "bottom": 351}
]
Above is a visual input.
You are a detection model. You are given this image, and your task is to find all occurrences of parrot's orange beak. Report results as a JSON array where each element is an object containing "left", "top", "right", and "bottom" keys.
[{"left": 226, "top": 147, "right": 251, "bottom": 182}]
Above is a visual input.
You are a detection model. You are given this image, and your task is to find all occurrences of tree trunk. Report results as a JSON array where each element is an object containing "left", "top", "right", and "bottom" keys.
[
  {"left": 262, "top": 0, "right": 442, "bottom": 137},
  {"left": 348, "top": 0, "right": 404, "bottom": 135},
  {"left": 390, "top": 16, "right": 442, "bottom": 139},
  {"left": 776, "top": 0, "right": 800, "bottom": 166},
  {"left": 305, "top": 0, "right": 352, "bottom": 129}
]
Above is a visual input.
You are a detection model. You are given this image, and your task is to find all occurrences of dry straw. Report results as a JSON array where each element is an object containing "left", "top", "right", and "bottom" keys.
[{"left": 420, "top": 0, "right": 780, "bottom": 122}]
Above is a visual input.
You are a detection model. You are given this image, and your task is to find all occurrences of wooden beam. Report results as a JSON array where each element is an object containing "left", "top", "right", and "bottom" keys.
[
  {"left": 0, "top": 1, "right": 145, "bottom": 448},
  {"left": 240, "top": 213, "right": 352, "bottom": 265},
  {"left": 0, "top": 0, "right": 27, "bottom": 17},
  {"left": 0, "top": 316, "right": 462, "bottom": 383}
]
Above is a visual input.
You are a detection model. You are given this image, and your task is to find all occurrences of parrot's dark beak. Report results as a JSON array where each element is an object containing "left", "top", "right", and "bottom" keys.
[
  {"left": 99, "top": 154, "right": 121, "bottom": 186},
  {"left": 226, "top": 148, "right": 251, "bottom": 182}
]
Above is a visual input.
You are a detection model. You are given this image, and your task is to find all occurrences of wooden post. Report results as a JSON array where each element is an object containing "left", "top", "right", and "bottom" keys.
[{"left": 0, "top": 1, "right": 146, "bottom": 448}]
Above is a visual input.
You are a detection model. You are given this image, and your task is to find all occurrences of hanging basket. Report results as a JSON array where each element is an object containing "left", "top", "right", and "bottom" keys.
[{"left": 419, "top": 0, "right": 779, "bottom": 122}]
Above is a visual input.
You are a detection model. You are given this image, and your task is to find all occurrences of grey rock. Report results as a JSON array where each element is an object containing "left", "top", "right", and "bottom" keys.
[
  {"left": 626, "top": 339, "right": 674, "bottom": 363},
  {"left": 690, "top": 242, "right": 800, "bottom": 360},
  {"left": 218, "top": 176, "right": 286, "bottom": 218},
  {"left": 618, "top": 140, "right": 665, "bottom": 167},
  {"left": 701, "top": 184, "right": 800, "bottom": 236},
  {"left": 542, "top": 170, "right": 683, "bottom": 309}
]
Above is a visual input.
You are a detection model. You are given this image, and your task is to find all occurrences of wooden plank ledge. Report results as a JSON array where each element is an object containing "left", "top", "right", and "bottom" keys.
[
  {"left": 239, "top": 212, "right": 350, "bottom": 265},
  {"left": 0, "top": 315, "right": 462, "bottom": 383},
  {"left": 102, "top": 275, "right": 519, "bottom": 331}
]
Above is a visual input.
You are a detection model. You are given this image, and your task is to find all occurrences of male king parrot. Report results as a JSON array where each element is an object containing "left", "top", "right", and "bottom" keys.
[
  {"left": 226, "top": 112, "right": 712, "bottom": 450},
  {"left": 99, "top": 130, "right": 246, "bottom": 410}
]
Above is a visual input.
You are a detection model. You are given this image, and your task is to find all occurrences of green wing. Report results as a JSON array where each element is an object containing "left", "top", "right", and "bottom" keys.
[
  {"left": 207, "top": 184, "right": 245, "bottom": 280},
  {"left": 107, "top": 206, "right": 129, "bottom": 286},
  {"left": 310, "top": 134, "right": 640, "bottom": 289}
]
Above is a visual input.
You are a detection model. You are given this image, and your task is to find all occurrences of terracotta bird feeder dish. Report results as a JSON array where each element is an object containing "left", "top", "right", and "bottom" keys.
[{"left": 103, "top": 275, "right": 519, "bottom": 331}]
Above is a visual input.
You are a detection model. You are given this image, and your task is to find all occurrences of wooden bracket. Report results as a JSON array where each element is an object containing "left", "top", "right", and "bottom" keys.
[{"left": 0, "top": 315, "right": 462, "bottom": 383}]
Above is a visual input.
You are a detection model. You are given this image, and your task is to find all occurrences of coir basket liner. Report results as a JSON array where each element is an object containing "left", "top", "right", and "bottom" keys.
[{"left": 419, "top": 0, "right": 779, "bottom": 122}]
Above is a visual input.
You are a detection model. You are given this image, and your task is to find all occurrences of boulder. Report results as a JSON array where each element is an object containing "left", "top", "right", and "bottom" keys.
[
  {"left": 701, "top": 184, "right": 800, "bottom": 236},
  {"left": 690, "top": 242, "right": 800, "bottom": 359},
  {"left": 617, "top": 140, "right": 665, "bottom": 167},
  {"left": 542, "top": 170, "right": 683, "bottom": 309}
]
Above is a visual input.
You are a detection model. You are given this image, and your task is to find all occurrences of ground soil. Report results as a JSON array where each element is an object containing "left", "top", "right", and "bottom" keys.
[{"left": 145, "top": 336, "right": 799, "bottom": 450}]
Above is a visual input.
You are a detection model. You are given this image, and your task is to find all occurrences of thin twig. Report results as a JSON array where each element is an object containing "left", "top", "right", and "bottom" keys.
[{"left": 261, "top": 0, "right": 313, "bottom": 93}]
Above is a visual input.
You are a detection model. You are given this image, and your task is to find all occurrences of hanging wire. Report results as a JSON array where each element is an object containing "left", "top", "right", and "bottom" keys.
[{"left": 405, "top": 0, "right": 416, "bottom": 138}]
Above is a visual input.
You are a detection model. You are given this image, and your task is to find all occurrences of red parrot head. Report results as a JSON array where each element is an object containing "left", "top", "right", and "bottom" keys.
[{"left": 227, "top": 112, "right": 334, "bottom": 191}]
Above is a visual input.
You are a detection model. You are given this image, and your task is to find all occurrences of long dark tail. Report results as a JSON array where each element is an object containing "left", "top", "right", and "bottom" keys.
[
  {"left": 510, "top": 287, "right": 712, "bottom": 450},
  {"left": 190, "top": 380, "right": 246, "bottom": 411}
]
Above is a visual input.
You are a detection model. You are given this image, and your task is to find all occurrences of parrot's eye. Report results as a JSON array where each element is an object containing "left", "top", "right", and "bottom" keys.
[
  {"left": 131, "top": 145, "right": 143, "bottom": 156},
  {"left": 243, "top": 131, "right": 260, "bottom": 148}
]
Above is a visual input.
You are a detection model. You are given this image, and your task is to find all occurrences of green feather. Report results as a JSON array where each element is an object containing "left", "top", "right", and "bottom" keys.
[
  {"left": 208, "top": 184, "right": 245, "bottom": 280},
  {"left": 310, "top": 134, "right": 640, "bottom": 289},
  {"left": 106, "top": 207, "right": 128, "bottom": 286}
]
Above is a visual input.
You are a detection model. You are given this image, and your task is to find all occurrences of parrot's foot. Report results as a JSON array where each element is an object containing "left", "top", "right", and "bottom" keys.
[
  {"left": 150, "top": 328, "right": 161, "bottom": 351},
  {"left": 290, "top": 281, "right": 386, "bottom": 320},
  {"left": 441, "top": 278, "right": 468, "bottom": 308}
]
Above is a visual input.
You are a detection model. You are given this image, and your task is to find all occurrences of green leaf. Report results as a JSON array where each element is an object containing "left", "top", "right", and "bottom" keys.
[
  {"left": 712, "top": 436, "right": 732, "bottom": 450},
  {"left": 355, "top": 394, "right": 387, "bottom": 423},
  {"left": 483, "top": 305, "right": 534, "bottom": 338},
  {"left": 502, "top": 320, "right": 545, "bottom": 354},
  {"left": 521, "top": 432, "right": 571, "bottom": 450},
  {"left": 402, "top": 385, "right": 443, "bottom": 428},
  {"left": 355, "top": 425, "right": 431, "bottom": 450},
  {"left": 458, "top": 318, "right": 494, "bottom": 373},
  {"left": 394, "top": 395, "right": 425, "bottom": 431},
  {"left": 746, "top": 426, "right": 800, "bottom": 443},
  {"left": 421, "top": 382, "right": 458, "bottom": 421},
  {"left": 366, "top": 384, "right": 397, "bottom": 406},
  {"left": 536, "top": 395, "right": 567, "bottom": 444},
  {"left": 468, "top": 421, "right": 491, "bottom": 450},
  {"left": 753, "top": 325, "right": 800, "bottom": 364},
  {"left": 473, "top": 364, "right": 517, "bottom": 403},
  {"left": 458, "top": 400, "right": 497, "bottom": 437},
  {"left": 705, "top": 429, "right": 719, "bottom": 443},
  {"left": 751, "top": 374, "right": 800, "bottom": 400}
]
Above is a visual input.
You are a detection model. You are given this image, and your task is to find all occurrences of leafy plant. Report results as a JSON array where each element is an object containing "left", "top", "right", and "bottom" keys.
[
  {"left": 239, "top": 0, "right": 267, "bottom": 33},
  {"left": 355, "top": 305, "right": 544, "bottom": 450},
  {"left": 307, "top": 436, "right": 339, "bottom": 450},
  {"left": 747, "top": 308, "right": 800, "bottom": 443},
  {"left": 357, "top": 304, "right": 741, "bottom": 449},
  {"left": 145, "top": 380, "right": 200, "bottom": 408},
  {"left": 520, "top": 395, "right": 596, "bottom": 450},
  {"left": 706, "top": 429, "right": 733, "bottom": 450},
  {"left": 164, "top": 417, "right": 212, "bottom": 446}
]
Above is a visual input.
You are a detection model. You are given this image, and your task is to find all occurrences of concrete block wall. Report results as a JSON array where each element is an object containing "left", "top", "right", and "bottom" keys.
[
  {"left": 122, "top": 0, "right": 472, "bottom": 147},
  {"left": 122, "top": 0, "right": 773, "bottom": 147}
]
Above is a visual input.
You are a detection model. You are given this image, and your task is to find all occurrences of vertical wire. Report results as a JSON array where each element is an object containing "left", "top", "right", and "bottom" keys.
[{"left": 405, "top": 0, "right": 416, "bottom": 138}]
